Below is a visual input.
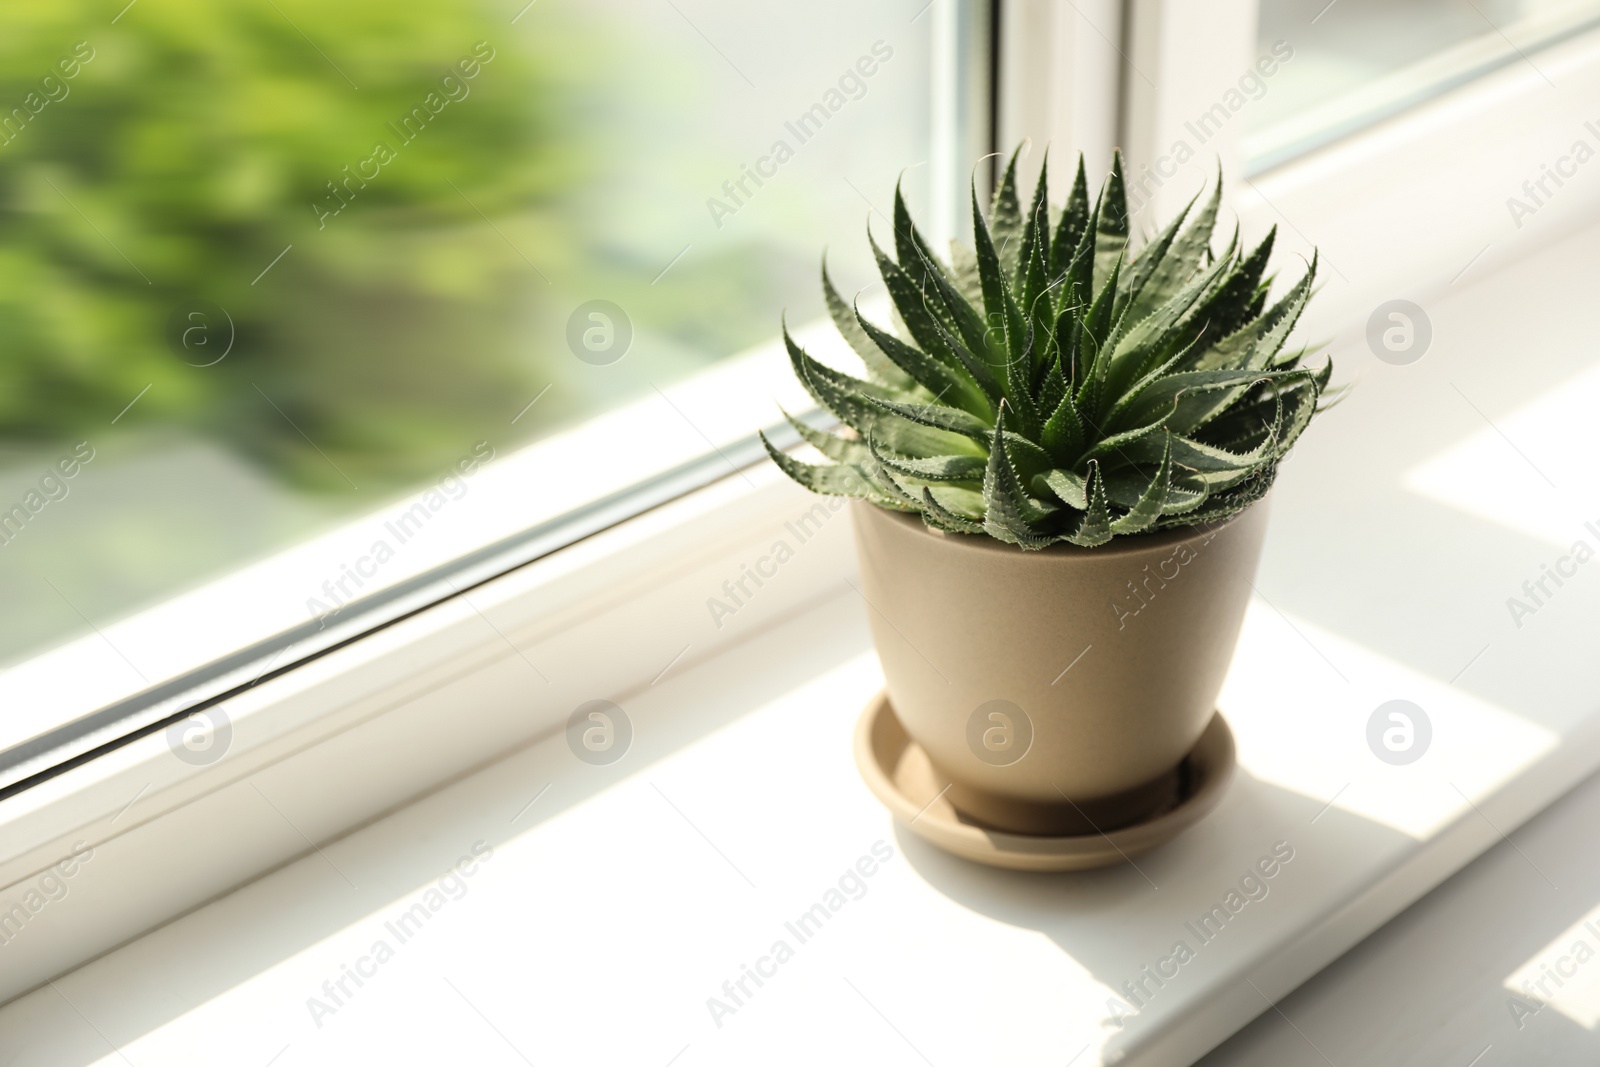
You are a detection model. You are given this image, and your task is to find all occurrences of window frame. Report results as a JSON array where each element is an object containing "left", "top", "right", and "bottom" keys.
[
  {"left": 12, "top": 0, "right": 1600, "bottom": 1009},
  {"left": 0, "top": 343, "right": 823, "bottom": 798},
  {"left": 0, "top": 1, "right": 999, "bottom": 999},
  {"left": 0, "top": 446, "right": 865, "bottom": 1004},
  {"left": 0, "top": 0, "right": 998, "bottom": 800}
]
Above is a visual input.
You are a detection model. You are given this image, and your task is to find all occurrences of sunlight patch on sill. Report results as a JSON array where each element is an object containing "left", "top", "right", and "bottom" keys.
[
  {"left": 1220, "top": 603, "right": 1559, "bottom": 840},
  {"left": 1504, "top": 900, "right": 1600, "bottom": 1031},
  {"left": 1405, "top": 362, "right": 1600, "bottom": 551}
]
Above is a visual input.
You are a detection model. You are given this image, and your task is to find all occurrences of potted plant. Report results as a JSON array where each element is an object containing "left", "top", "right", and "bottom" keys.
[{"left": 762, "top": 149, "right": 1333, "bottom": 862}]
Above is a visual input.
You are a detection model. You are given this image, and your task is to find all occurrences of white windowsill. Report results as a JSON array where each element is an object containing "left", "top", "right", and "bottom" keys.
[
  {"left": 3, "top": 195, "right": 1600, "bottom": 1064},
  {"left": 1199, "top": 758, "right": 1600, "bottom": 1064}
]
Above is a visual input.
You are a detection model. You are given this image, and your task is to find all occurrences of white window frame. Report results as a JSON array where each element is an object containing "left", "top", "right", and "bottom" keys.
[
  {"left": 0, "top": 340, "right": 820, "bottom": 794},
  {"left": 0, "top": 0, "right": 997, "bottom": 797},
  {"left": 10, "top": 0, "right": 1600, "bottom": 1008},
  {"left": 0, "top": 0, "right": 996, "bottom": 1000}
]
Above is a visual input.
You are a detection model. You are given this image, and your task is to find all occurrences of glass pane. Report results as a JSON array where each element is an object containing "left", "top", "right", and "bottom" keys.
[
  {"left": 1248, "top": 0, "right": 1600, "bottom": 171},
  {"left": 0, "top": 2, "right": 936, "bottom": 668}
]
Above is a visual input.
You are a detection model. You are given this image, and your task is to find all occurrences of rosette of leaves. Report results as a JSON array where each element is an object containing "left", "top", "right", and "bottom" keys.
[{"left": 761, "top": 148, "right": 1333, "bottom": 549}]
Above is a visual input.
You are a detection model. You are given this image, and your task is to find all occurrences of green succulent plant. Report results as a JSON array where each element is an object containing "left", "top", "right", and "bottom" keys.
[{"left": 761, "top": 147, "right": 1334, "bottom": 549}]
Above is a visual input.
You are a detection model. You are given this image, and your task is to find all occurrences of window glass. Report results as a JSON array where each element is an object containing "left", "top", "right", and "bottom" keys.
[
  {"left": 0, "top": 1, "right": 934, "bottom": 667},
  {"left": 1248, "top": 0, "right": 1600, "bottom": 171}
]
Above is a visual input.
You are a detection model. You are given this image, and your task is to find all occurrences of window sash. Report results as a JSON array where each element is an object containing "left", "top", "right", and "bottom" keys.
[{"left": 0, "top": 1, "right": 999, "bottom": 796}]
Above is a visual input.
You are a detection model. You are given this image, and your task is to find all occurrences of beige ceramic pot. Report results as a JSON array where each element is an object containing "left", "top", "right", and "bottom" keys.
[{"left": 850, "top": 499, "right": 1268, "bottom": 836}]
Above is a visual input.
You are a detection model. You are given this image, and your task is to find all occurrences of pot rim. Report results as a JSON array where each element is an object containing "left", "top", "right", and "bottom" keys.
[{"left": 852, "top": 497, "right": 1259, "bottom": 560}]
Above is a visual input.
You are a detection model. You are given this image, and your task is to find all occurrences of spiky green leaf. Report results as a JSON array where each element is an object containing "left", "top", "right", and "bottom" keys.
[
  {"left": 1064, "top": 461, "right": 1112, "bottom": 547},
  {"left": 779, "top": 406, "right": 866, "bottom": 465},
  {"left": 822, "top": 257, "right": 915, "bottom": 391},
  {"left": 768, "top": 148, "right": 1335, "bottom": 549},
  {"left": 760, "top": 434, "right": 892, "bottom": 503},
  {"left": 1092, "top": 153, "right": 1129, "bottom": 293},
  {"left": 990, "top": 147, "right": 1025, "bottom": 278},
  {"left": 1050, "top": 156, "right": 1091, "bottom": 278},
  {"left": 1109, "top": 435, "right": 1173, "bottom": 534}
]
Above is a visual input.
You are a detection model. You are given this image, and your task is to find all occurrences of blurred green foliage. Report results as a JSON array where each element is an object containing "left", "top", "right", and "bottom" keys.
[
  {"left": 0, "top": 0, "right": 581, "bottom": 490},
  {"left": 0, "top": 0, "right": 932, "bottom": 669}
]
